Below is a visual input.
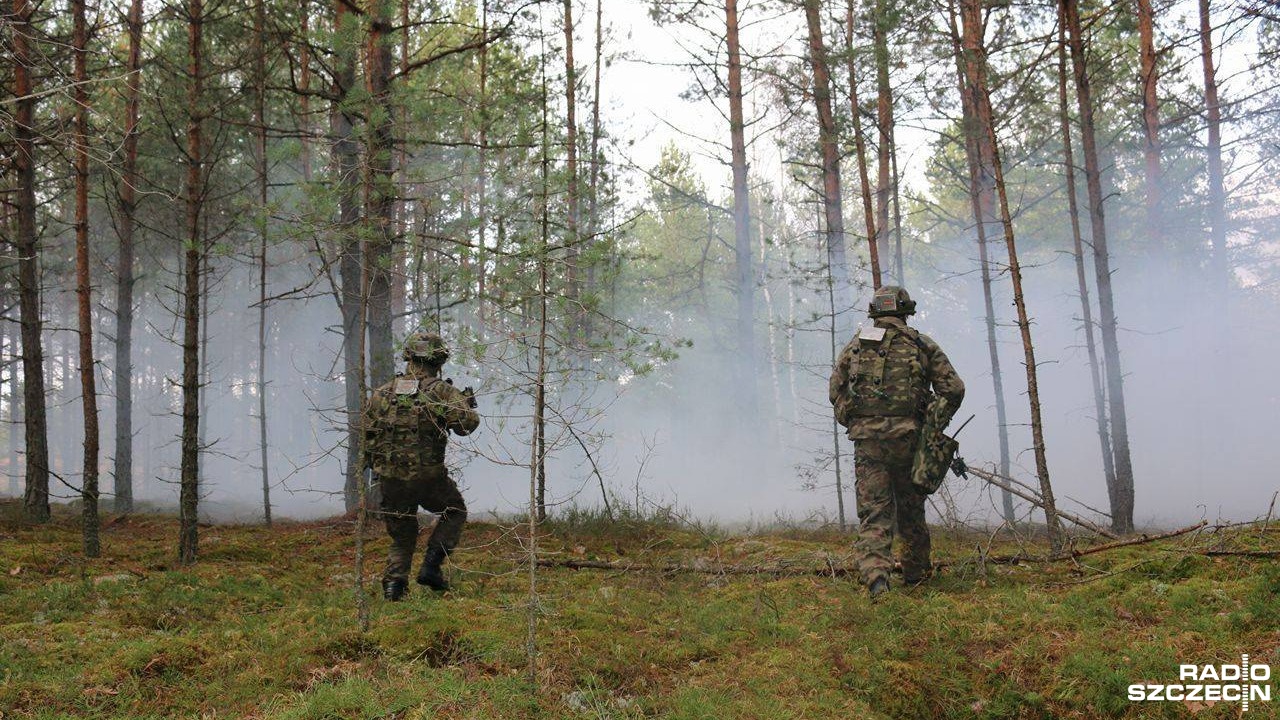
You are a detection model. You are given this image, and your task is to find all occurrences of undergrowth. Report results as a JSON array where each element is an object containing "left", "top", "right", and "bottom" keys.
[{"left": 1, "top": 500, "right": 1276, "bottom": 719}]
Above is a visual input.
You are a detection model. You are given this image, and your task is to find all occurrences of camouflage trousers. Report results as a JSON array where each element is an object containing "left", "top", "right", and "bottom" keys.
[
  {"left": 853, "top": 435, "right": 931, "bottom": 586},
  {"left": 379, "top": 466, "right": 467, "bottom": 583}
]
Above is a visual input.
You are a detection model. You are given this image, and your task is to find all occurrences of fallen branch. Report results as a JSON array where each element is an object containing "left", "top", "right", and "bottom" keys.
[
  {"left": 536, "top": 553, "right": 1029, "bottom": 578},
  {"left": 1202, "top": 550, "right": 1280, "bottom": 559},
  {"left": 968, "top": 467, "right": 1120, "bottom": 539},
  {"left": 1065, "top": 521, "right": 1207, "bottom": 560}
]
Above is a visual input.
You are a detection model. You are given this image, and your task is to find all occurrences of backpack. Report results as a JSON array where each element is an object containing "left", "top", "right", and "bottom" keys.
[
  {"left": 845, "top": 325, "right": 930, "bottom": 419},
  {"left": 365, "top": 376, "right": 444, "bottom": 478}
]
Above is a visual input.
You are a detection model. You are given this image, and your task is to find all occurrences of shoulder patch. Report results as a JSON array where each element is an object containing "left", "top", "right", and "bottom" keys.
[
  {"left": 393, "top": 377, "right": 419, "bottom": 396},
  {"left": 858, "top": 326, "right": 886, "bottom": 343}
]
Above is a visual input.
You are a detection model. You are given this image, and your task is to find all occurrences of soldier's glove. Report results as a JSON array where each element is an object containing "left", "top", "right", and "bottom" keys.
[
  {"left": 949, "top": 455, "right": 968, "bottom": 479},
  {"left": 462, "top": 386, "right": 477, "bottom": 410}
]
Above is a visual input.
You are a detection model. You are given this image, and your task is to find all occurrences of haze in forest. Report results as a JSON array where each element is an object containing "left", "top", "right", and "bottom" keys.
[{"left": 3, "top": 0, "right": 1278, "bottom": 533}]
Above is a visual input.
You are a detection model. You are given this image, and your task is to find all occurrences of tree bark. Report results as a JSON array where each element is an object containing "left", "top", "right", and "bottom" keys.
[
  {"left": 960, "top": 0, "right": 1062, "bottom": 549},
  {"left": 14, "top": 0, "right": 50, "bottom": 523},
  {"left": 584, "top": 0, "right": 604, "bottom": 337},
  {"left": 299, "top": 1, "right": 313, "bottom": 183},
  {"left": 179, "top": 0, "right": 205, "bottom": 565},
  {"left": 73, "top": 0, "right": 100, "bottom": 556},
  {"left": 334, "top": 0, "right": 363, "bottom": 513},
  {"left": 1056, "top": 7, "right": 1118, "bottom": 527},
  {"left": 946, "top": 0, "right": 1014, "bottom": 522},
  {"left": 1198, "top": 0, "right": 1227, "bottom": 293},
  {"left": 804, "top": 0, "right": 850, "bottom": 311},
  {"left": 1137, "top": 0, "right": 1161, "bottom": 254},
  {"left": 843, "top": 0, "right": 880, "bottom": 288},
  {"left": 563, "top": 0, "right": 581, "bottom": 335},
  {"left": 1063, "top": 0, "right": 1136, "bottom": 534},
  {"left": 725, "top": 0, "right": 755, "bottom": 410},
  {"left": 364, "top": 0, "right": 395, "bottom": 388},
  {"left": 114, "top": 0, "right": 143, "bottom": 515},
  {"left": 872, "top": 0, "right": 894, "bottom": 286},
  {"left": 254, "top": 0, "right": 272, "bottom": 526}
]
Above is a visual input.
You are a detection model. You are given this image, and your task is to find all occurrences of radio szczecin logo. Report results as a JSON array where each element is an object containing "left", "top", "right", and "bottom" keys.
[{"left": 1128, "top": 655, "right": 1272, "bottom": 712}]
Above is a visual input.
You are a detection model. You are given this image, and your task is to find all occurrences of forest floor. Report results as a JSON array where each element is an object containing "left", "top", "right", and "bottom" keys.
[{"left": 1, "top": 501, "right": 1278, "bottom": 719}]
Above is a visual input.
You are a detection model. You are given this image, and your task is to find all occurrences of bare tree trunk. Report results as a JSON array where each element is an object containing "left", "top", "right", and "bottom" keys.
[
  {"left": 73, "top": 0, "right": 100, "bottom": 555},
  {"left": 535, "top": 22, "right": 552, "bottom": 524},
  {"left": 254, "top": 0, "right": 272, "bottom": 526},
  {"left": 725, "top": 0, "right": 755, "bottom": 410},
  {"left": 961, "top": 0, "right": 1061, "bottom": 549},
  {"left": 890, "top": 146, "right": 904, "bottom": 284},
  {"left": 1198, "top": 0, "right": 1227, "bottom": 292},
  {"left": 1137, "top": 0, "right": 1161, "bottom": 255},
  {"left": 872, "top": 0, "right": 893, "bottom": 285},
  {"left": 476, "top": 2, "right": 490, "bottom": 320},
  {"left": 804, "top": 0, "right": 850, "bottom": 311},
  {"left": 1057, "top": 7, "right": 1117, "bottom": 525},
  {"left": 299, "top": 1, "right": 313, "bottom": 183},
  {"left": 584, "top": 0, "right": 603, "bottom": 337},
  {"left": 334, "top": 0, "right": 363, "bottom": 513},
  {"left": 1063, "top": 0, "right": 1136, "bottom": 534},
  {"left": 562, "top": 0, "right": 581, "bottom": 335},
  {"left": 843, "top": 0, "right": 880, "bottom": 288},
  {"left": 113, "top": 0, "right": 143, "bottom": 515},
  {"left": 364, "top": 0, "right": 395, "bottom": 387},
  {"left": 179, "top": 0, "right": 205, "bottom": 565},
  {"left": 946, "top": 0, "right": 1013, "bottom": 523},
  {"left": 14, "top": 0, "right": 50, "bottom": 523}
]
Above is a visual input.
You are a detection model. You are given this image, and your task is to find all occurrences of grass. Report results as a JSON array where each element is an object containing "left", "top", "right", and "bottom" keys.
[{"left": 1, "top": 501, "right": 1277, "bottom": 719}]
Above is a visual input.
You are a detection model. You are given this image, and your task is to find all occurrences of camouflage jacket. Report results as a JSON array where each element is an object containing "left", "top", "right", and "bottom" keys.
[
  {"left": 362, "top": 366, "right": 480, "bottom": 478},
  {"left": 829, "top": 316, "right": 964, "bottom": 440}
]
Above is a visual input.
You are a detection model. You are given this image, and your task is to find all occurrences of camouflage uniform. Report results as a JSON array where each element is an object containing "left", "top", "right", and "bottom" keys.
[
  {"left": 363, "top": 333, "right": 479, "bottom": 594},
  {"left": 829, "top": 288, "right": 964, "bottom": 588}
]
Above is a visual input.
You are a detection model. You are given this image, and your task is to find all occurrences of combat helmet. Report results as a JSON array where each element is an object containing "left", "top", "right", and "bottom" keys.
[
  {"left": 868, "top": 285, "right": 917, "bottom": 318},
  {"left": 402, "top": 331, "right": 449, "bottom": 363}
]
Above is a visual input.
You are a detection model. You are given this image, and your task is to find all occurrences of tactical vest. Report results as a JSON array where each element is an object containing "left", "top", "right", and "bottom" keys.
[
  {"left": 846, "top": 325, "right": 930, "bottom": 418},
  {"left": 365, "top": 376, "right": 447, "bottom": 478}
]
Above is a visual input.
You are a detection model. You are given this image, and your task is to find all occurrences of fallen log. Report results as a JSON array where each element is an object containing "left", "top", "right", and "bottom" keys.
[{"left": 967, "top": 466, "right": 1120, "bottom": 540}]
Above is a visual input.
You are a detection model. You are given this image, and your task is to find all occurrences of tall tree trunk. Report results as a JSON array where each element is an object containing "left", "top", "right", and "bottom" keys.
[
  {"left": 476, "top": 2, "right": 490, "bottom": 319},
  {"left": 73, "top": 0, "right": 100, "bottom": 556},
  {"left": 843, "top": 0, "right": 880, "bottom": 287},
  {"left": 254, "top": 0, "right": 272, "bottom": 526},
  {"left": 299, "top": 1, "right": 313, "bottom": 183},
  {"left": 14, "top": 0, "right": 50, "bottom": 523},
  {"left": 334, "top": 0, "right": 363, "bottom": 513},
  {"left": 1198, "top": 0, "right": 1227, "bottom": 292},
  {"left": 725, "top": 0, "right": 755, "bottom": 410},
  {"left": 178, "top": 0, "right": 205, "bottom": 565},
  {"left": 890, "top": 146, "right": 904, "bottom": 284},
  {"left": 584, "top": 0, "right": 603, "bottom": 337},
  {"left": 804, "top": 0, "right": 850, "bottom": 310},
  {"left": 946, "top": 0, "right": 1013, "bottom": 523},
  {"left": 563, "top": 0, "right": 581, "bottom": 335},
  {"left": 114, "top": 0, "right": 143, "bottom": 515},
  {"left": 961, "top": 0, "right": 1062, "bottom": 548},
  {"left": 1057, "top": 7, "right": 1118, "bottom": 525},
  {"left": 1137, "top": 0, "right": 1161, "bottom": 255},
  {"left": 872, "top": 0, "right": 893, "bottom": 286},
  {"left": 535, "top": 27, "right": 551, "bottom": 522},
  {"left": 1063, "top": 0, "right": 1136, "bottom": 534},
  {"left": 364, "top": 0, "right": 395, "bottom": 387}
]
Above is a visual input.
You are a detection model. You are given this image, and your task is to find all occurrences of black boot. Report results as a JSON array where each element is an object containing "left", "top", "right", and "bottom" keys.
[
  {"left": 867, "top": 577, "right": 890, "bottom": 600},
  {"left": 382, "top": 577, "right": 407, "bottom": 602},
  {"left": 416, "top": 545, "right": 451, "bottom": 592}
]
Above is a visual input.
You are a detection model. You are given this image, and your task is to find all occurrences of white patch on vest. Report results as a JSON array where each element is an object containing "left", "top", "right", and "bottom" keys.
[
  {"left": 858, "top": 326, "right": 886, "bottom": 343},
  {"left": 393, "top": 377, "right": 418, "bottom": 395}
]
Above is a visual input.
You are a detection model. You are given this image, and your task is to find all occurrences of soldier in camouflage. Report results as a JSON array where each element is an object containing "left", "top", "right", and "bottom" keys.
[
  {"left": 829, "top": 286, "right": 964, "bottom": 599},
  {"left": 363, "top": 331, "right": 480, "bottom": 601}
]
